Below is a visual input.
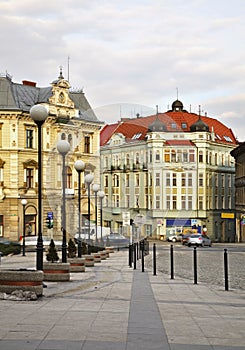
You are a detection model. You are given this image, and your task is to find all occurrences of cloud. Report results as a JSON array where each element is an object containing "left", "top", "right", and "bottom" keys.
[{"left": 1, "top": 0, "right": 245, "bottom": 141}]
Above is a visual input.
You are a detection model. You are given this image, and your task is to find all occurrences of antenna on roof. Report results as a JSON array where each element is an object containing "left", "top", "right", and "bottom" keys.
[
  {"left": 68, "top": 56, "right": 70, "bottom": 81},
  {"left": 198, "top": 105, "right": 201, "bottom": 116},
  {"left": 176, "top": 87, "right": 179, "bottom": 100},
  {"left": 156, "top": 105, "right": 159, "bottom": 115},
  {"left": 190, "top": 104, "right": 192, "bottom": 113}
]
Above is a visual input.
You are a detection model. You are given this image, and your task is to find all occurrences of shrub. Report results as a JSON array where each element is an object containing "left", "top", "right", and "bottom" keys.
[
  {"left": 68, "top": 238, "right": 77, "bottom": 258},
  {"left": 46, "top": 239, "right": 59, "bottom": 262}
]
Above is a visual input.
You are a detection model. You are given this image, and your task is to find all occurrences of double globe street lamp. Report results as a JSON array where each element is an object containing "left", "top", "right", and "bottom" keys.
[
  {"left": 97, "top": 190, "right": 105, "bottom": 244},
  {"left": 74, "top": 160, "right": 86, "bottom": 257},
  {"left": 57, "top": 140, "right": 70, "bottom": 263},
  {"left": 92, "top": 183, "right": 100, "bottom": 245},
  {"left": 84, "top": 173, "right": 94, "bottom": 254},
  {"left": 30, "top": 104, "right": 48, "bottom": 271}
]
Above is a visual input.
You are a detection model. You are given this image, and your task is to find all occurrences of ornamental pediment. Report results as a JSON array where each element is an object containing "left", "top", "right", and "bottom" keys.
[{"left": 23, "top": 159, "right": 38, "bottom": 168}]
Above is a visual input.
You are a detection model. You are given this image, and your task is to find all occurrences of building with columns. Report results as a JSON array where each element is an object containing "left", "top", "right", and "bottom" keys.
[
  {"left": 100, "top": 100, "right": 238, "bottom": 242},
  {"left": 0, "top": 70, "right": 103, "bottom": 241}
]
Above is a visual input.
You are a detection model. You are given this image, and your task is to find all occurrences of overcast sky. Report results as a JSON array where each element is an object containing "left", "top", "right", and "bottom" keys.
[{"left": 1, "top": 0, "right": 245, "bottom": 141}]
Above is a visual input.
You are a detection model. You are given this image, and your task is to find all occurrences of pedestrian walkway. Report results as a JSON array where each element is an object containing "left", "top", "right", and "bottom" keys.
[{"left": 0, "top": 248, "right": 244, "bottom": 349}]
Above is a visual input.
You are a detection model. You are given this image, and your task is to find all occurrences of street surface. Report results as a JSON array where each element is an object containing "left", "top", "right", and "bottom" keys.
[{"left": 147, "top": 242, "right": 245, "bottom": 290}]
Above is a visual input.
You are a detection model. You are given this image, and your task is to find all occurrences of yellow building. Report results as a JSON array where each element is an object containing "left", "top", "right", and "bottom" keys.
[{"left": 0, "top": 70, "right": 103, "bottom": 242}]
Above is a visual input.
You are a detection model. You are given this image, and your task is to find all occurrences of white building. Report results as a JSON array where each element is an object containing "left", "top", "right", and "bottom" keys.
[{"left": 100, "top": 100, "right": 238, "bottom": 242}]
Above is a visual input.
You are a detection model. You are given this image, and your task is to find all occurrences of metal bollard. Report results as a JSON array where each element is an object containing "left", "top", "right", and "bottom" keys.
[
  {"left": 224, "top": 249, "right": 229, "bottom": 291},
  {"left": 141, "top": 240, "right": 145, "bottom": 272},
  {"left": 129, "top": 244, "right": 132, "bottom": 268},
  {"left": 170, "top": 244, "right": 174, "bottom": 279},
  {"left": 134, "top": 243, "right": 137, "bottom": 270},
  {"left": 153, "top": 243, "right": 157, "bottom": 275},
  {"left": 193, "top": 247, "right": 197, "bottom": 284}
]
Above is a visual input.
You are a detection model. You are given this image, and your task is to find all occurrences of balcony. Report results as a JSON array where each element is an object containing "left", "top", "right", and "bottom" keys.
[
  {"left": 112, "top": 207, "right": 121, "bottom": 215},
  {"left": 65, "top": 188, "right": 74, "bottom": 195}
]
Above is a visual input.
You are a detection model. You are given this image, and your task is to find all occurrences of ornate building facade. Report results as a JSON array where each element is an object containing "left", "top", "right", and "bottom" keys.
[
  {"left": 230, "top": 143, "right": 245, "bottom": 242},
  {"left": 100, "top": 100, "right": 238, "bottom": 242},
  {"left": 0, "top": 71, "right": 103, "bottom": 241}
]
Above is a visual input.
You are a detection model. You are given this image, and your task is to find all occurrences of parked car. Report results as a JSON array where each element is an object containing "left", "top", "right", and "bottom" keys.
[
  {"left": 184, "top": 234, "right": 212, "bottom": 247},
  {"left": 167, "top": 234, "right": 183, "bottom": 243},
  {"left": 19, "top": 236, "right": 62, "bottom": 251},
  {"left": 0, "top": 237, "right": 21, "bottom": 256},
  {"left": 103, "top": 233, "right": 130, "bottom": 248},
  {"left": 182, "top": 234, "right": 191, "bottom": 245}
]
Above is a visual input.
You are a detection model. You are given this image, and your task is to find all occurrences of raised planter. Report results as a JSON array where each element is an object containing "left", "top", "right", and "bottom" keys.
[
  {"left": 100, "top": 251, "right": 107, "bottom": 260},
  {"left": 104, "top": 250, "right": 110, "bottom": 258},
  {"left": 106, "top": 247, "right": 114, "bottom": 253},
  {"left": 0, "top": 269, "right": 43, "bottom": 297},
  {"left": 91, "top": 252, "right": 101, "bottom": 263},
  {"left": 43, "top": 262, "right": 70, "bottom": 281},
  {"left": 68, "top": 258, "right": 85, "bottom": 272},
  {"left": 84, "top": 255, "right": 95, "bottom": 267}
]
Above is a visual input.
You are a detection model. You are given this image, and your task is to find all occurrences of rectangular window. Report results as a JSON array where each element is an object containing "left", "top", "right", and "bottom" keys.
[
  {"left": 164, "top": 150, "right": 170, "bottom": 162},
  {"left": 181, "top": 173, "right": 186, "bottom": 187},
  {"left": 189, "top": 150, "right": 195, "bottom": 162},
  {"left": 171, "top": 150, "right": 176, "bottom": 162},
  {"left": 166, "top": 173, "right": 170, "bottom": 187},
  {"left": 126, "top": 174, "right": 130, "bottom": 187},
  {"left": 199, "top": 173, "right": 204, "bottom": 187},
  {"left": 172, "top": 173, "right": 177, "bottom": 187},
  {"left": 155, "top": 173, "right": 160, "bottom": 186},
  {"left": 173, "top": 195, "right": 177, "bottom": 209},
  {"left": 156, "top": 195, "right": 160, "bottom": 209},
  {"left": 183, "top": 150, "right": 188, "bottom": 162},
  {"left": 66, "top": 167, "right": 72, "bottom": 189},
  {"left": 26, "top": 129, "right": 33, "bottom": 148},
  {"left": 181, "top": 196, "right": 186, "bottom": 210},
  {"left": 199, "top": 196, "right": 204, "bottom": 210},
  {"left": 135, "top": 174, "right": 140, "bottom": 187},
  {"left": 156, "top": 151, "right": 160, "bottom": 162},
  {"left": 188, "top": 173, "right": 192, "bottom": 187},
  {"left": 84, "top": 136, "right": 90, "bottom": 153},
  {"left": 166, "top": 195, "right": 171, "bottom": 210},
  {"left": 105, "top": 175, "right": 108, "bottom": 188},
  {"left": 113, "top": 195, "right": 120, "bottom": 207},
  {"left": 126, "top": 195, "right": 130, "bottom": 208},
  {"left": 26, "top": 168, "right": 34, "bottom": 188},
  {"left": 188, "top": 196, "right": 192, "bottom": 210}
]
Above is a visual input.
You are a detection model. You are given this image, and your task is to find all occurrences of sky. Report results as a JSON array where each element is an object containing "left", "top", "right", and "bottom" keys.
[{"left": 1, "top": 0, "right": 245, "bottom": 141}]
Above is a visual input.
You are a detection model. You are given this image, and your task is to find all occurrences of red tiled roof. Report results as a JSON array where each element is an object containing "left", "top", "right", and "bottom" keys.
[
  {"left": 166, "top": 140, "right": 195, "bottom": 146},
  {"left": 100, "top": 110, "right": 238, "bottom": 146},
  {"left": 100, "top": 123, "right": 119, "bottom": 146}
]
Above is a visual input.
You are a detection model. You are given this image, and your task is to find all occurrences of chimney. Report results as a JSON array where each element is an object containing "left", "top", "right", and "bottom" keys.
[{"left": 22, "top": 80, "right": 37, "bottom": 87}]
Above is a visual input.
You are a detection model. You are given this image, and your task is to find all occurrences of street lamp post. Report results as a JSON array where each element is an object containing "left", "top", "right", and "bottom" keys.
[
  {"left": 84, "top": 174, "right": 94, "bottom": 254},
  {"left": 92, "top": 184, "right": 100, "bottom": 245},
  {"left": 57, "top": 140, "right": 70, "bottom": 263},
  {"left": 21, "top": 199, "right": 27, "bottom": 256},
  {"left": 98, "top": 190, "right": 105, "bottom": 244},
  {"left": 74, "top": 160, "right": 85, "bottom": 258},
  {"left": 30, "top": 104, "right": 48, "bottom": 271}
]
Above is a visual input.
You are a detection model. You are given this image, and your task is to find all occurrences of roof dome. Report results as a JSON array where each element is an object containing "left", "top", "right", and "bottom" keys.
[
  {"left": 172, "top": 99, "right": 183, "bottom": 111},
  {"left": 190, "top": 117, "right": 209, "bottom": 132},
  {"left": 148, "top": 116, "right": 167, "bottom": 132}
]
